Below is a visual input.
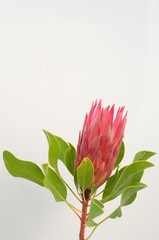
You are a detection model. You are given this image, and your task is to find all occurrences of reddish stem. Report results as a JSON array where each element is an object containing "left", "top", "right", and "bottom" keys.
[{"left": 79, "top": 199, "right": 89, "bottom": 240}]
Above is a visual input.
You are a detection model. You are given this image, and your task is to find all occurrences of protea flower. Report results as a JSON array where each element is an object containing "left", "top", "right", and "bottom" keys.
[{"left": 75, "top": 100, "right": 127, "bottom": 189}]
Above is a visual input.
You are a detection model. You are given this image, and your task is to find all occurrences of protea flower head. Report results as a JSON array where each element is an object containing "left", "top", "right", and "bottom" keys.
[{"left": 75, "top": 100, "right": 127, "bottom": 189}]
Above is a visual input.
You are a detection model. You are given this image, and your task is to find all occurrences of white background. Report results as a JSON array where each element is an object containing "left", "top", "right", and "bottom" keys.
[{"left": 0, "top": 1, "right": 159, "bottom": 240}]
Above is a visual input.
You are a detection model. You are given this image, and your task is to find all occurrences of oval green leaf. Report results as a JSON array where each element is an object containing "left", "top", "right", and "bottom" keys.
[
  {"left": 133, "top": 150, "right": 156, "bottom": 162},
  {"left": 42, "top": 163, "right": 48, "bottom": 175},
  {"left": 77, "top": 158, "right": 94, "bottom": 192},
  {"left": 54, "top": 135, "right": 69, "bottom": 162},
  {"left": 74, "top": 170, "right": 78, "bottom": 192},
  {"left": 43, "top": 130, "right": 60, "bottom": 171},
  {"left": 102, "top": 161, "right": 153, "bottom": 203},
  {"left": 102, "top": 168, "right": 119, "bottom": 200},
  {"left": 131, "top": 150, "right": 156, "bottom": 185},
  {"left": 113, "top": 160, "right": 154, "bottom": 192},
  {"left": 87, "top": 219, "right": 97, "bottom": 227},
  {"left": 87, "top": 199, "right": 104, "bottom": 227},
  {"left": 121, "top": 183, "right": 147, "bottom": 207},
  {"left": 109, "top": 206, "right": 122, "bottom": 219},
  {"left": 104, "top": 184, "right": 147, "bottom": 222},
  {"left": 104, "top": 167, "right": 119, "bottom": 191},
  {"left": 44, "top": 167, "right": 67, "bottom": 202},
  {"left": 3, "top": 151, "right": 44, "bottom": 186},
  {"left": 64, "top": 143, "right": 76, "bottom": 175},
  {"left": 114, "top": 141, "right": 125, "bottom": 168},
  {"left": 89, "top": 199, "right": 104, "bottom": 220},
  {"left": 90, "top": 184, "right": 97, "bottom": 197}
]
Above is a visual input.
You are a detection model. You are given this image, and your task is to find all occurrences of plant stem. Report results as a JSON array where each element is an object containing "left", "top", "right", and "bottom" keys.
[
  {"left": 79, "top": 198, "right": 89, "bottom": 240},
  {"left": 57, "top": 171, "right": 82, "bottom": 202},
  {"left": 63, "top": 179, "right": 82, "bottom": 202}
]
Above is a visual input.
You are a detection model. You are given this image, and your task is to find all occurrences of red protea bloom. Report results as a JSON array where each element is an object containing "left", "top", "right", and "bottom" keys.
[{"left": 75, "top": 100, "right": 127, "bottom": 189}]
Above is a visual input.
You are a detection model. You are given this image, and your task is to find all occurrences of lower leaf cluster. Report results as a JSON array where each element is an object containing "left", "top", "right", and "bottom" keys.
[
  {"left": 87, "top": 148, "right": 155, "bottom": 227},
  {"left": 3, "top": 130, "right": 156, "bottom": 236}
]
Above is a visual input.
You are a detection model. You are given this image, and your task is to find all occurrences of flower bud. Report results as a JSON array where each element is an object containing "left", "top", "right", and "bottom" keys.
[{"left": 75, "top": 100, "right": 127, "bottom": 188}]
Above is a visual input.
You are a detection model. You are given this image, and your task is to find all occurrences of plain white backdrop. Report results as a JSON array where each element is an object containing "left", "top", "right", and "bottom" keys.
[{"left": 0, "top": 1, "right": 159, "bottom": 240}]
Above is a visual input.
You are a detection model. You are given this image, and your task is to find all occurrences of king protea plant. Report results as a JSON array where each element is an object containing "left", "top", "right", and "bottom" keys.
[{"left": 3, "top": 100, "right": 156, "bottom": 240}]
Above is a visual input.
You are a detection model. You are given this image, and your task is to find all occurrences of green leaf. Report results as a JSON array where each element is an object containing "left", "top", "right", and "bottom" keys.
[
  {"left": 108, "top": 184, "right": 146, "bottom": 220},
  {"left": 42, "top": 163, "right": 48, "bottom": 175},
  {"left": 114, "top": 141, "right": 125, "bottom": 168},
  {"left": 133, "top": 151, "right": 156, "bottom": 162},
  {"left": 113, "top": 161, "right": 153, "bottom": 191},
  {"left": 43, "top": 130, "right": 60, "bottom": 171},
  {"left": 77, "top": 158, "right": 94, "bottom": 192},
  {"left": 54, "top": 135, "right": 69, "bottom": 162},
  {"left": 121, "top": 183, "right": 147, "bottom": 207},
  {"left": 87, "top": 199, "right": 104, "bottom": 227},
  {"left": 106, "top": 168, "right": 119, "bottom": 188},
  {"left": 90, "top": 184, "right": 97, "bottom": 197},
  {"left": 102, "top": 161, "right": 154, "bottom": 203},
  {"left": 89, "top": 199, "right": 104, "bottom": 220},
  {"left": 87, "top": 219, "right": 97, "bottom": 227},
  {"left": 74, "top": 170, "right": 78, "bottom": 191},
  {"left": 109, "top": 206, "right": 122, "bottom": 219},
  {"left": 44, "top": 167, "right": 67, "bottom": 202},
  {"left": 131, "top": 151, "right": 156, "bottom": 185},
  {"left": 3, "top": 151, "right": 44, "bottom": 187},
  {"left": 64, "top": 143, "right": 76, "bottom": 175},
  {"left": 103, "top": 167, "right": 119, "bottom": 195},
  {"left": 130, "top": 171, "right": 144, "bottom": 185},
  {"left": 118, "top": 166, "right": 127, "bottom": 176}
]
